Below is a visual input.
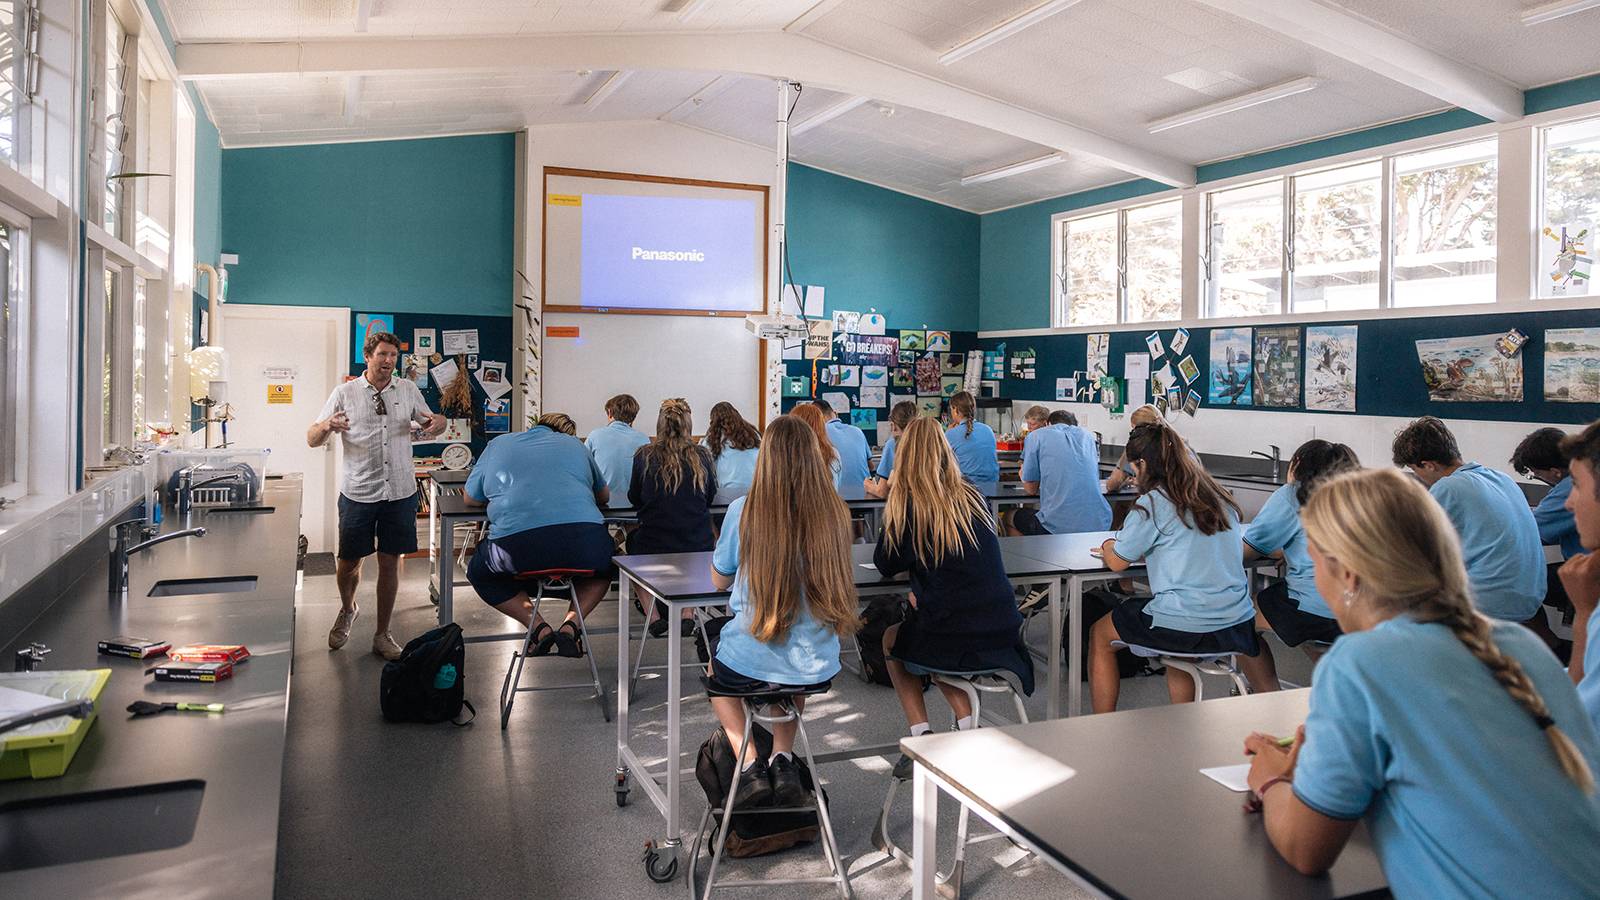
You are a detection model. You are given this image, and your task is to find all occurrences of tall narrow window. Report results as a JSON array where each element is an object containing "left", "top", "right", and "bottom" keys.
[
  {"left": 1124, "top": 199, "right": 1182, "bottom": 323},
  {"left": 131, "top": 277, "right": 145, "bottom": 444},
  {"left": 102, "top": 267, "right": 116, "bottom": 447},
  {"left": 0, "top": 222, "right": 14, "bottom": 488},
  {"left": 1207, "top": 180, "right": 1284, "bottom": 318},
  {"left": 103, "top": 7, "right": 128, "bottom": 237},
  {"left": 0, "top": 1, "right": 17, "bottom": 166},
  {"left": 1293, "top": 161, "right": 1381, "bottom": 312},
  {"left": 1542, "top": 117, "right": 1600, "bottom": 298},
  {"left": 1392, "top": 140, "right": 1497, "bottom": 307},
  {"left": 1059, "top": 211, "right": 1118, "bottom": 326}
]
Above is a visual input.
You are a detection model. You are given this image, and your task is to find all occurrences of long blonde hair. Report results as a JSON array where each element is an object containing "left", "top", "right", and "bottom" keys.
[
  {"left": 1302, "top": 468, "right": 1595, "bottom": 794},
  {"left": 882, "top": 417, "right": 993, "bottom": 566},
  {"left": 738, "top": 416, "right": 860, "bottom": 643}
]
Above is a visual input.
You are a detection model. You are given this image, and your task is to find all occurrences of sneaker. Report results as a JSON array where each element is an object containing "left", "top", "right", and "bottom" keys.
[
  {"left": 371, "top": 631, "right": 404, "bottom": 661},
  {"left": 1018, "top": 587, "right": 1050, "bottom": 615},
  {"left": 328, "top": 607, "right": 359, "bottom": 650},
  {"left": 732, "top": 758, "right": 773, "bottom": 810},
  {"left": 770, "top": 755, "right": 805, "bottom": 808},
  {"left": 892, "top": 753, "right": 915, "bottom": 781}
]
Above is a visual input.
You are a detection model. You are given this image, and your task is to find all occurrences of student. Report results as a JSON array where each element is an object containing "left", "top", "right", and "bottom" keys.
[
  {"left": 863, "top": 400, "right": 917, "bottom": 499},
  {"left": 629, "top": 399, "right": 717, "bottom": 638},
  {"left": 874, "top": 417, "right": 1033, "bottom": 778},
  {"left": 819, "top": 401, "right": 871, "bottom": 487},
  {"left": 1558, "top": 421, "right": 1600, "bottom": 731},
  {"left": 1244, "top": 440, "right": 1360, "bottom": 651},
  {"left": 791, "top": 402, "right": 841, "bottom": 488},
  {"left": 945, "top": 391, "right": 999, "bottom": 483},
  {"left": 1021, "top": 404, "right": 1050, "bottom": 439},
  {"left": 706, "top": 415, "right": 860, "bottom": 808},
  {"left": 1047, "top": 409, "right": 1078, "bottom": 427},
  {"left": 1010, "top": 405, "right": 1111, "bottom": 536},
  {"left": 1243, "top": 467, "right": 1600, "bottom": 896},
  {"left": 1513, "top": 426, "right": 1583, "bottom": 560},
  {"left": 1392, "top": 416, "right": 1548, "bottom": 628},
  {"left": 705, "top": 401, "right": 761, "bottom": 505},
  {"left": 585, "top": 393, "right": 651, "bottom": 500},
  {"left": 1103, "top": 404, "right": 1162, "bottom": 493},
  {"left": 1092, "top": 421, "right": 1277, "bottom": 713},
  {"left": 464, "top": 413, "right": 613, "bottom": 658}
]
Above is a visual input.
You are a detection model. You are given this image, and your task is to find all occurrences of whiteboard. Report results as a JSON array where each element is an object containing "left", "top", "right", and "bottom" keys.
[{"left": 542, "top": 311, "right": 762, "bottom": 438}]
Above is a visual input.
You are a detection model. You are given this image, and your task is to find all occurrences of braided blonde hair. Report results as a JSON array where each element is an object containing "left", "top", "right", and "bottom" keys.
[
  {"left": 1302, "top": 468, "right": 1594, "bottom": 793},
  {"left": 639, "top": 398, "right": 710, "bottom": 494}
]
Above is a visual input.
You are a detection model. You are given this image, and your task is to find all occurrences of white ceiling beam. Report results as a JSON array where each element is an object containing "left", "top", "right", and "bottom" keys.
[
  {"left": 177, "top": 32, "right": 1196, "bottom": 186},
  {"left": 584, "top": 70, "right": 632, "bottom": 108},
  {"left": 1523, "top": 0, "right": 1600, "bottom": 26},
  {"left": 785, "top": 0, "right": 849, "bottom": 32},
  {"left": 354, "top": 0, "right": 375, "bottom": 33},
  {"left": 939, "top": 0, "right": 1086, "bottom": 66},
  {"left": 1190, "top": 0, "right": 1523, "bottom": 122}
]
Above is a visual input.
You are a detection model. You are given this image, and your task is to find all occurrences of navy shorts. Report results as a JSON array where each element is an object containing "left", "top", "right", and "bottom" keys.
[
  {"left": 1110, "top": 596, "right": 1261, "bottom": 657},
  {"left": 1255, "top": 579, "right": 1342, "bottom": 647},
  {"left": 1010, "top": 507, "right": 1052, "bottom": 536},
  {"left": 337, "top": 492, "right": 419, "bottom": 560},
  {"left": 466, "top": 522, "right": 616, "bottom": 606}
]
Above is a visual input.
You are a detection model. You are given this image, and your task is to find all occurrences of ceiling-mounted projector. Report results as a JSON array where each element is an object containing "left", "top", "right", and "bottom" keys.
[{"left": 745, "top": 314, "right": 808, "bottom": 340}]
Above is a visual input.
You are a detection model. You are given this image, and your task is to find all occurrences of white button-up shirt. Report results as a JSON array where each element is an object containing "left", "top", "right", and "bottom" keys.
[{"left": 317, "top": 375, "right": 435, "bottom": 503}]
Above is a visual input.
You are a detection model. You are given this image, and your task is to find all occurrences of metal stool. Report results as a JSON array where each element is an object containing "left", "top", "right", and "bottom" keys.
[
  {"left": 498, "top": 569, "right": 609, "bottom": 727},
  {"left": 1113, "top": 641, "right": 1251, "bottom": 700},
  {"left": 689, "top": 678, "right": 849, "bottom": 900},
  {"left": 872, "top": 667, "right": 1030, "bottom": 900}
]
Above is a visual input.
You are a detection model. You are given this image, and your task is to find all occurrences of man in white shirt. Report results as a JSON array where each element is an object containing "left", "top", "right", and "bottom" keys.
[{"left": 307, "top": 331, "right": 446, "bottom": 659}]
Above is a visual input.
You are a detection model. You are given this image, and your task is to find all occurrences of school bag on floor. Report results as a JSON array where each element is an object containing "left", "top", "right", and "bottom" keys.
[
  {"left": 856, "top": 596, "right": 907, "bottom": 686},
  {"left": 380, "top": 622, "right": 476, "bottom": 725},
  {"left": 695, "top": 723, "right": 823, "bottom": 858}
]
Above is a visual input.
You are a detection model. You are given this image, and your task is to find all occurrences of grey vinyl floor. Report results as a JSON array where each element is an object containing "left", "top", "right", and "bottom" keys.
[{"left": 274, "top": 558, "right": 1313, "bottom": 900}]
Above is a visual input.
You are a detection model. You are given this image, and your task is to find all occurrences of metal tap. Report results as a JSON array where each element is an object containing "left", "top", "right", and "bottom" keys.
[
  {"left": 14, "top": 642, "right": 49, "bottom": 672},
  {"left": 1249, "top": 445, "right": 1282, "bottom": 481},
  {"left": 177, "top": 469, "right": 247, "bottom": 525},
  {"left": 110, "top": 519, "right": 207, "bottom": 599},
  {"left": 0, "top": 699, "right": 93, "bottom": 737}
]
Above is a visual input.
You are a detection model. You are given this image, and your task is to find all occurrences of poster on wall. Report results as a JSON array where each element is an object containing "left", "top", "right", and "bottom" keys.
[
  {"left": 1253, "top": 326, "right": 1302, "bottom": 408},
  {"left": 940, "top": 376, "right": 963, "bottom": 397},
  {"left": 402, "top": 354, "right": 429, "bottom": 387},
  {"left": 1546, "top": 328, "right": 1600, "bottom": 403},
  {"left": 832, "top": 310, "right": 863, "bottom": 334},
  {"left": 838, "top": 334, "right": 898, "bottom": 366},
  {"left": 900, "top": 330, "right": 926, "bottom": 351},
  {"left": 1207, "top": 328, "right": 1253, "bottom": 406},
  {"left": 915, "top": 353, "right": 942, "bottom": 395},
  {"left": 1305, "top": 325, "right": 1357, "bottom": 412},
  {"left": 861, "top": 365, "right": 889, "bottom": 388},
  {"left": 916, "top": 397, "right": 943, "bottom": 419},
  {"left": 1541, "top": 224, "right": 1592, "bottom": 296},
  {"left": 1170, "top": 327, "right": 1190, "bottom": 356},
  {"left": 354, "top": 313, "right": 395, "bottom": 364},
  {"left": 859, "top": 387, "right": 887, "bottom": 408},
  {"left": 941, "top": 353, "right": 966, "bottom": 375},
  {"left": 858, "top": 313, "right": 887, "bottom": 336},
  {"left": 1087, "top": 333, "right": 1110, "bottom": 380},
  {"left": 805, "top": 319, "right": 834, "bottom": 360},
  {"left": 1415, "top": 334, "right": 1523, "bottom": 402},
  {"left": 926, "top": 331, "right": 952, "bottom": 351},
  {"left": 413, "top": 329, "right": 436, "bottom": 355}
]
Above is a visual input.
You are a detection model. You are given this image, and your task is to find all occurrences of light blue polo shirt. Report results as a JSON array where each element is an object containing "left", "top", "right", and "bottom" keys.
[
  {"left": 875, "top": 437, "right": 897, "bottom": 479},
  {"left": 1242, "top": 484, "right": 1332, "bottom": 619},
  {"left": 584, "top": 420, "right": 650, "bottom": 499},
  {"left": 1582, "top": 598, "right": 1600, "bottom": 733},
  {"left": 1294, "top": 616, "right": 1600, "bottom": 899},
  {"left": 1534, "top": 476, "right": 1583, "bottom": 559},
  {"left": 1020, "top": 424, "right": 1110, "bottom": 534},
  {"left": 711, "top": 496, "right": 842, "bottom": 685},
  {"left": 1429, "top": 463, "right": 1547, "bottom": 621},
  {"left": 1111, "top": 490, "right": 1254, "bottom": 632},
  {"left": 467, "top": 426, "right": 605, "bottom": 540},
  {"left": 825, "top": 419, "right": 871, "bottom": 488},
  {"left": 946, "top": 421, "right": 999, "bottom": 482},
  {"left": 713, "top": 446, "right": 760, "bottom": 505}
]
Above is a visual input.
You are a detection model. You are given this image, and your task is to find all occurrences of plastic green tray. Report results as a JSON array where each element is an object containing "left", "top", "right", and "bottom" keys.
[{"left": 0, "top": 669, "right": 111, "bottom": 780}]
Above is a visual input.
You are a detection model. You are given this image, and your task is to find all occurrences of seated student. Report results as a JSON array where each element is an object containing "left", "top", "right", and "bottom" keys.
[
  {"left": 1009, "top": 406, "right": 1111, "bottom": 536},
  {"left": 1392, "top": 417, "right": 1549, "bottom": 631},
  {"left": 863, "top": 400, "right": 917, "bottom": 499},
  {"left": 629, "top": 399, "right": 717, "bottom": 637},
  {"left": 819, "top": 401, "right": 871, "bottom": 487},
  {"left": 1047, "top": 409, "right": 1078, "bottom": 427},
  {"left": 1244, "top": 440, "right": 1360, "bottom": 652},
  {"left": 874, "top": 417, "right": 1033, "bottom": 778},
  {"left": 706, "top": 415, "right": 859, "bottom": 809},
  {"left": 1103, "top": 404, "right": 1162, "bottom": 493},
  {"left": 1092, "top": 421, "right": 1277, "bottom": 713},
  {"left": 1513, "top": 426, "right": 1583, "bottom": 560},
  {"left": 1243, "top": 467, "right": 1600, "bottom": 895},
  {"left": 465, "top": 413, "right": 614, "bottom": 657},
  {"left": 1558, "top": 421, "right": 1600, "bottom": 731},
  {"left": 706, "top": 402, "right": 761, "bottom": 506},
  {"left": 791, "top": 402, "right": 841, "bottom": 488},
  {"left": 584, "top": 393, "right": 651, "bottom": 500},
  {"left": 945, "top": 391, "right": 999, "bottom": 483},
  {"left": 1020, "top": 404, "right": 1051, "bottom": 439}
]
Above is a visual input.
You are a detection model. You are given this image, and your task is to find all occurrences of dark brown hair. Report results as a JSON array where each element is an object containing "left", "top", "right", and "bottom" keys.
[
  {"left": 887, "top": 400, "right": 917, "bottom": 431},
  {"left": 605, "top": 394, "right": 640, "bottom": 424},
  {"left": 1512, "top": 427, "right": 1569, "bottom": 475},
  {"left": 1047, "top": 410, "right": 1077, "bottom": 426},
  {"left": 1561, "top": 420, "right": 1600, "bottom": 494},
  {"left": 363, "top": 331, "right": 401, "bottom": 357},
  {"left": 950, "top": 391, "right": 977, "bottom": 438},
  {"left": 1125, "top": 421, "right": 1239, "bottom": 535},
  {"left": 1288, "top": 438, "right": 1360, "bottom": 505},
  {"left": 705, "top": 401, "right": 760, "bottom": 458},
  {"left": 1392, "top": 416, "right": 1461, "bottom": 467}
]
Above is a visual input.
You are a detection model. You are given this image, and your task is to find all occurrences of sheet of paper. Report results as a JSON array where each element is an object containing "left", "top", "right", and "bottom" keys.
[
  {"left": 782, "top": 340, "right": 803, "bottom": 360},
  {"left": 821, "top": 392, "right": 851, "bottom": 413},
  {"left": 1056, "top": 377, "right": 1076, "bottom": 401},
  {"left": 805, "top": 319, "right": 834, "bottom": 360},
  {"left": 1125, "top": 352, "right": 1150, "bottom": 409},
  {"left": 859, "top": 386, "right": 887, "bottom": 408},
  {"left": 430, "top": 357, "right": 461, "bottom": 390},
  {"left": 859, "top": 312, "right": 887, "bottom": 336},
  {"left": 440, "top": 418, "right": 472, "bottom": 443},
  {"left": 0, "top": 685, "right": 57, "bottom": 718},
  {"left": 413, "top": 328, "right": 436, "bottom": 355},
  {"left": 804, "top": 285, "right": 825, "bottom": 318},
  {"left": 781, "top": 283, "right": 804, "bottom": 317},
  {"left": 1200, "top": 763, "right": 1252, "bottom": 793},
  {"left": 481, "top": 378, "right": 514, "bottom": 401},
  {"left": 442, "top": 329, "right": 479, "bottom": 355}
]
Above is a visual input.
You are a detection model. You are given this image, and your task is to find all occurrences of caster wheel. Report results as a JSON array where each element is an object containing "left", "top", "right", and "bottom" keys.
[
  {"left": 642, "top": 845, "right": 679, "bottom": 883},
  {"left": 614, "top": 771, "right": 630, "bottom": 807},
  {"left": 615, "top": 788, "right": 629, "bottom": 807},
  {"left": 428, "top": 585, "right": 440, "bottom": 606}
]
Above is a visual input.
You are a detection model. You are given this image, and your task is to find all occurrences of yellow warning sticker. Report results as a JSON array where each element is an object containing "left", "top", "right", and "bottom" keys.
[
  {"left": 547, "top": 194, "right": 582, "bottom": 207},
  {"left": 267, "top": 384, "right": 293, "bottom": 404}
]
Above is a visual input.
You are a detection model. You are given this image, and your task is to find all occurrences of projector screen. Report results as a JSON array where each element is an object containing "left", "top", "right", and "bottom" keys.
[{"left": 544, "top": 168, "right": 768, "bottom": 314}]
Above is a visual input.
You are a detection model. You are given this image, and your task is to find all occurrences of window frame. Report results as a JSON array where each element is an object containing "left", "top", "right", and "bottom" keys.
[
  {"left": 0, "top": 206, "right": 28, "bottom": 500},
  {"left": 1536, "top": 115, "right": 1600, "bottom": 301},
  {"left": 1052, "top": 197, "right": 1186, "bottom": 328}
]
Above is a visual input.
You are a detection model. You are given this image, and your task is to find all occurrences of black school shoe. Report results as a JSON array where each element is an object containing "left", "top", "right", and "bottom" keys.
[
  {"left": 769, "top": 755, "right": 805, "bottom": 808},
  {"left": 732, "top": 758, "right": 773, "bottom": 810},
  {"left": 892, "top": 753, "right": 915, "bottom": 781}
]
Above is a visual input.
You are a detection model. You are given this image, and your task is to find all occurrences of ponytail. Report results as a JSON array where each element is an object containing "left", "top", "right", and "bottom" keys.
[{"left": 1125, "top": 421, "right": 1237, "bottom": 534}]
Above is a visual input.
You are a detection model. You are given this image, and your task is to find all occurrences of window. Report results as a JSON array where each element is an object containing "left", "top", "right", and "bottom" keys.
[
  {"left": 0, "top": 1, "right": 17, "bottom": 165},
  {"left": 131, "top": 276, "right": 145, "bottom": 444},
  {"left": 1207, "top": 180, "right": 1283, "bottom": 318},
  {"left": 103, "top": 7, "right": 129, "bottom": 237},
  {"left": 1292, "top": 161, "right": 1381, "bottom": 312},
  {"left": 1393, "top": 140, "right": 1497, "bottom": 307},
  {"left": 1542, "top": 117, "right": 1600, "bottom": 298},
  {"left": 101, "top": 266, "right": 116, "bottom": 447},
  {"left": 0, "top": 221, "right": 15, "bottom": 490},
  {"left": 1124, "top": 199, "right": 1182, "bottom": 323},
  {"left": 1058, "top": 211, "right": 1118, "bottom": 326}
]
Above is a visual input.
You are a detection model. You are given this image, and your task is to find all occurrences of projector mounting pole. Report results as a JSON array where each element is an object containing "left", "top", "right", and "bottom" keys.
[{"left": 767, "top": 78, "right": 796, "bottom": 425}]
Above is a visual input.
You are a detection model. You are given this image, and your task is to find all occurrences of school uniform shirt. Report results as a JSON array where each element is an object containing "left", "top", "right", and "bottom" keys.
[
  {"left": 627, "top": 447, "right": 717, "bottom": 555},
  {"left": 1020, "top": 424, "right": 1111, "bottom": 534},
  {"left": 1294, "top": 616, "right": 1600, "bottom": 899},
  {"left": 584, "top": 421, "right": 651, "bottom": 499},
  {"left": 712, "top": 446, "right": 760, "bottom": 505},
  {"left": 316, "top": 375, "right": 434, "bottom": 503},
  {"left": 875, "top": 437, "right": 897, "bottom": 479},
  {"left": 1429, "top": 463, "right": 1547, "bottom": 621},
  {"left": 1533, "top": 476, "right": 1583, "bottom": 560},
  {"left": 466, "top": 426, "right": 605, "bottom": 540},
  {"left": 1582, "top": 606, "right": 1600, "bottom": 734},
  {"left": 1242, "top": 484, "right": 1333, "bottom": 619},
  {"left": 946, "top": 421, "right": 1000, "bottom": 483},
  {"left": 1111, "top": 490, "right": 1254, "bottom": 633},
  {"left": 711, "top": 496, "right": 842, "bottom": 685},
  {"left": 826, "top": 419, "right": 872, "bottom": 487}
]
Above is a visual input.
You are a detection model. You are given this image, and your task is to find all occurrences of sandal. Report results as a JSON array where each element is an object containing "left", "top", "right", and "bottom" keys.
[
  {"left": 529, "top": 622, "right": 558, "bottom": 657},
  {"left": 553, "top": 622, "right": 584, "bottom": 658}
]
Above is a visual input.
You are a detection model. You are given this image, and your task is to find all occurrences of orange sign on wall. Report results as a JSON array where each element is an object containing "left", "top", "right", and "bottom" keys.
[{"left": 546, "top": 326, "right": 580, "bottom": 338}]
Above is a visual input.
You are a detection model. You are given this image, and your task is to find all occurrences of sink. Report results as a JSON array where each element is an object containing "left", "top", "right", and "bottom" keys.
[
  {"left": 148, "top": 575, "right": 258, "bottom": 597},
  {"left": 204, "top": 505, "right": 276, "bottom": 514},
  {"left": 0, "top": 780, "right": 205, "bottom": 872}
]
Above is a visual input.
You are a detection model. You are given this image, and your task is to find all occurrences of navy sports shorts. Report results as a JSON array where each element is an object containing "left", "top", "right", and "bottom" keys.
[{"left": 337, "top": 492, "right": 419, "bottom": 560}]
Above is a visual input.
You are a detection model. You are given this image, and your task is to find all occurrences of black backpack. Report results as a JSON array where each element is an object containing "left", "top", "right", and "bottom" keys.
[
  {"left": 695, "top": 724, "right": 822, "bottom": 858},
  {"left": 856, "top": 596, "right": 907, "bottom": 686},
  {"left": 380, "top": 623, "right": 476, "bottom": 725}
]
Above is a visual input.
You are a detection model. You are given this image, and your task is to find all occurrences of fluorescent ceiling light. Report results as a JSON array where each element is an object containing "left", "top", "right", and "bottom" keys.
[
  {"left": 1146, "top": 76, "right": 1322, "bottom": 133},
  {"left": 959, "top": 152, "right": 1065, "bottom": 186},
  {"left": 668, "top": 0, "right": 713, "bottom": 22},
  {"left": 585, "top": 70, "right": 632, "bottom": 108},
  {"left": 789, "top": 95, "right": 870, "bottom": 136},
  {"left": 1522, "top": 0, "right": 1600, "bottom": 25},
  {"left": 940, "top": 0, "right": 1085, "bottom": 66},
  {"left": 343, "top": 75, "right": 362, "bottom": 124}
]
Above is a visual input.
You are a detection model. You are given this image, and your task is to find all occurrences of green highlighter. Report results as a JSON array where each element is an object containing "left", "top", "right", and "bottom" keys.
[{"left": 126, "top": 700, "right": 226, "bottom": 717}]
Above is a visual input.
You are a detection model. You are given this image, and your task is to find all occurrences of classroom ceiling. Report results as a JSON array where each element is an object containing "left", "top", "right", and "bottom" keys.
[{"left": 172, "top": 0, "right": 1600, "bottom": 213}]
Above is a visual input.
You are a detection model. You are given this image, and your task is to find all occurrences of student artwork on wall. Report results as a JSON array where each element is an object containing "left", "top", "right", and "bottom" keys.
[
  {"left": 1542, "top": 224, "right": 1592, "bottom": 296},
  {"left": 1177, "top": 355, "right": 1199, "bottom": 384},
  {"left": 916, "top": 397, "right": 942, "bottom": 419},
  {"left": 926, "top": 331, "right": 952, "bottom": 351},
  {"left": 891, "top": 368, "right": 913, "bottom": 388},
  {"left": 414, "top": 328, "right": 436, "bottom": 355},
  {"left": 1416, "top": 334, "right": 1523, "bottom": 402},
  {"left": 831, "top": 365, "right": 861, "bottom": 387},
  {"left": 983, "top": 347, "right": 1005, "bottom": 380},
  {"left": 1087, "top": 333, "right": 1110, "bottom": 380},
  {"left": 1170, "top": 327, "right": 1189, "bottom": 356},
  {"left": 891, "top": 392, "right": 914, "bottom": 411},
  {"left": 900, "top": 330, "right": 926, "bottom": 351},
  {"left": 1545, "top": 328, "right": 1600, "bottom": 403},
  {"left": 1145, "top": 332, "right": 1164, "bottom": 359},
  {"left": 861, "top": 365, "right": 889, "bottom": 388},
  {"left": 1208, "top": 328, "right": 1253, "bottom": 406},
  {"left": 898, "top": 350, "right": 917, "bottom": 364},
  {"left": 940, "top": 375, "right": 963, "bottom": 397},
  {"left": 1305, "top": 325, "right": 1357, "bottom": 412},
  {"left": 1183, "top": 390, "right": 1201, "bottom": 416},
  {"left": 940, "top": 353, "right": 965, "bottom": 375},
  {"left": 821, "top": 392, "right": 851, "bottom": 413},
  {"left": 859, "top": 387, "right": 887, "bottom": 408},
  {"left": 858, "top": 312, "right": 887, "bottom": 336},
  {"left": 851, "top": 408, "right": 878, "bottom": 430},
  {"left": 354, "top": 313, "right": 395, "bottom": 364},
  {"left": 1252, "top": 326, "right": 1302, "bottom": 408},
  {"left": 402, "top": 354, "right": 429, "bottom": 387},
  {"left": 832, "top": 310, "right": 862, "bottom": 334},
  {"left": 915, "top": 353, "right": 942, "bottom": 395}
]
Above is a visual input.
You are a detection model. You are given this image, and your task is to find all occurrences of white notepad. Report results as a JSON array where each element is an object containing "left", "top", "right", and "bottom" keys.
[{"left": 1200, "top": 763, "right": 1252, "bottom": 793}]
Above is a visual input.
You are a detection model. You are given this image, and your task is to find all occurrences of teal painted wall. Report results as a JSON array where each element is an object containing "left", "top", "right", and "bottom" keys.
[
  {"left": 220, "top": 133, "right": 515, "bottom": 316},
  {"left": 979, "top": 75, "right": 1600, "bottom": 331},
  {"left": 193, "top": 96, "right": 221, "bottom": 269},
  {"left": 786, "top": 163, "right": 980, "bottom": 331}
]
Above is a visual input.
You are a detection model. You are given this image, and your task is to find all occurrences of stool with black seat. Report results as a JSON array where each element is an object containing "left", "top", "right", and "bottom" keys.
[
  {"left": 872, "top": 666, "right": 1030, "bottom": 900},
  {"left": 498, "top": 568, "right": 609, "bottom": 728},
  {"left": 689, "top": 677, "right": 850, "bottom": 900},
  {"left": 1112, "top": 641, "right": 1252, "bottom": 700}
]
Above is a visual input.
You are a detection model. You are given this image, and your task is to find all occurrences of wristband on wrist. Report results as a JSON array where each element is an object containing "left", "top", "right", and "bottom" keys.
[{"left": 1244, "top": 775, "right": 1292, "bottom": 814}]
